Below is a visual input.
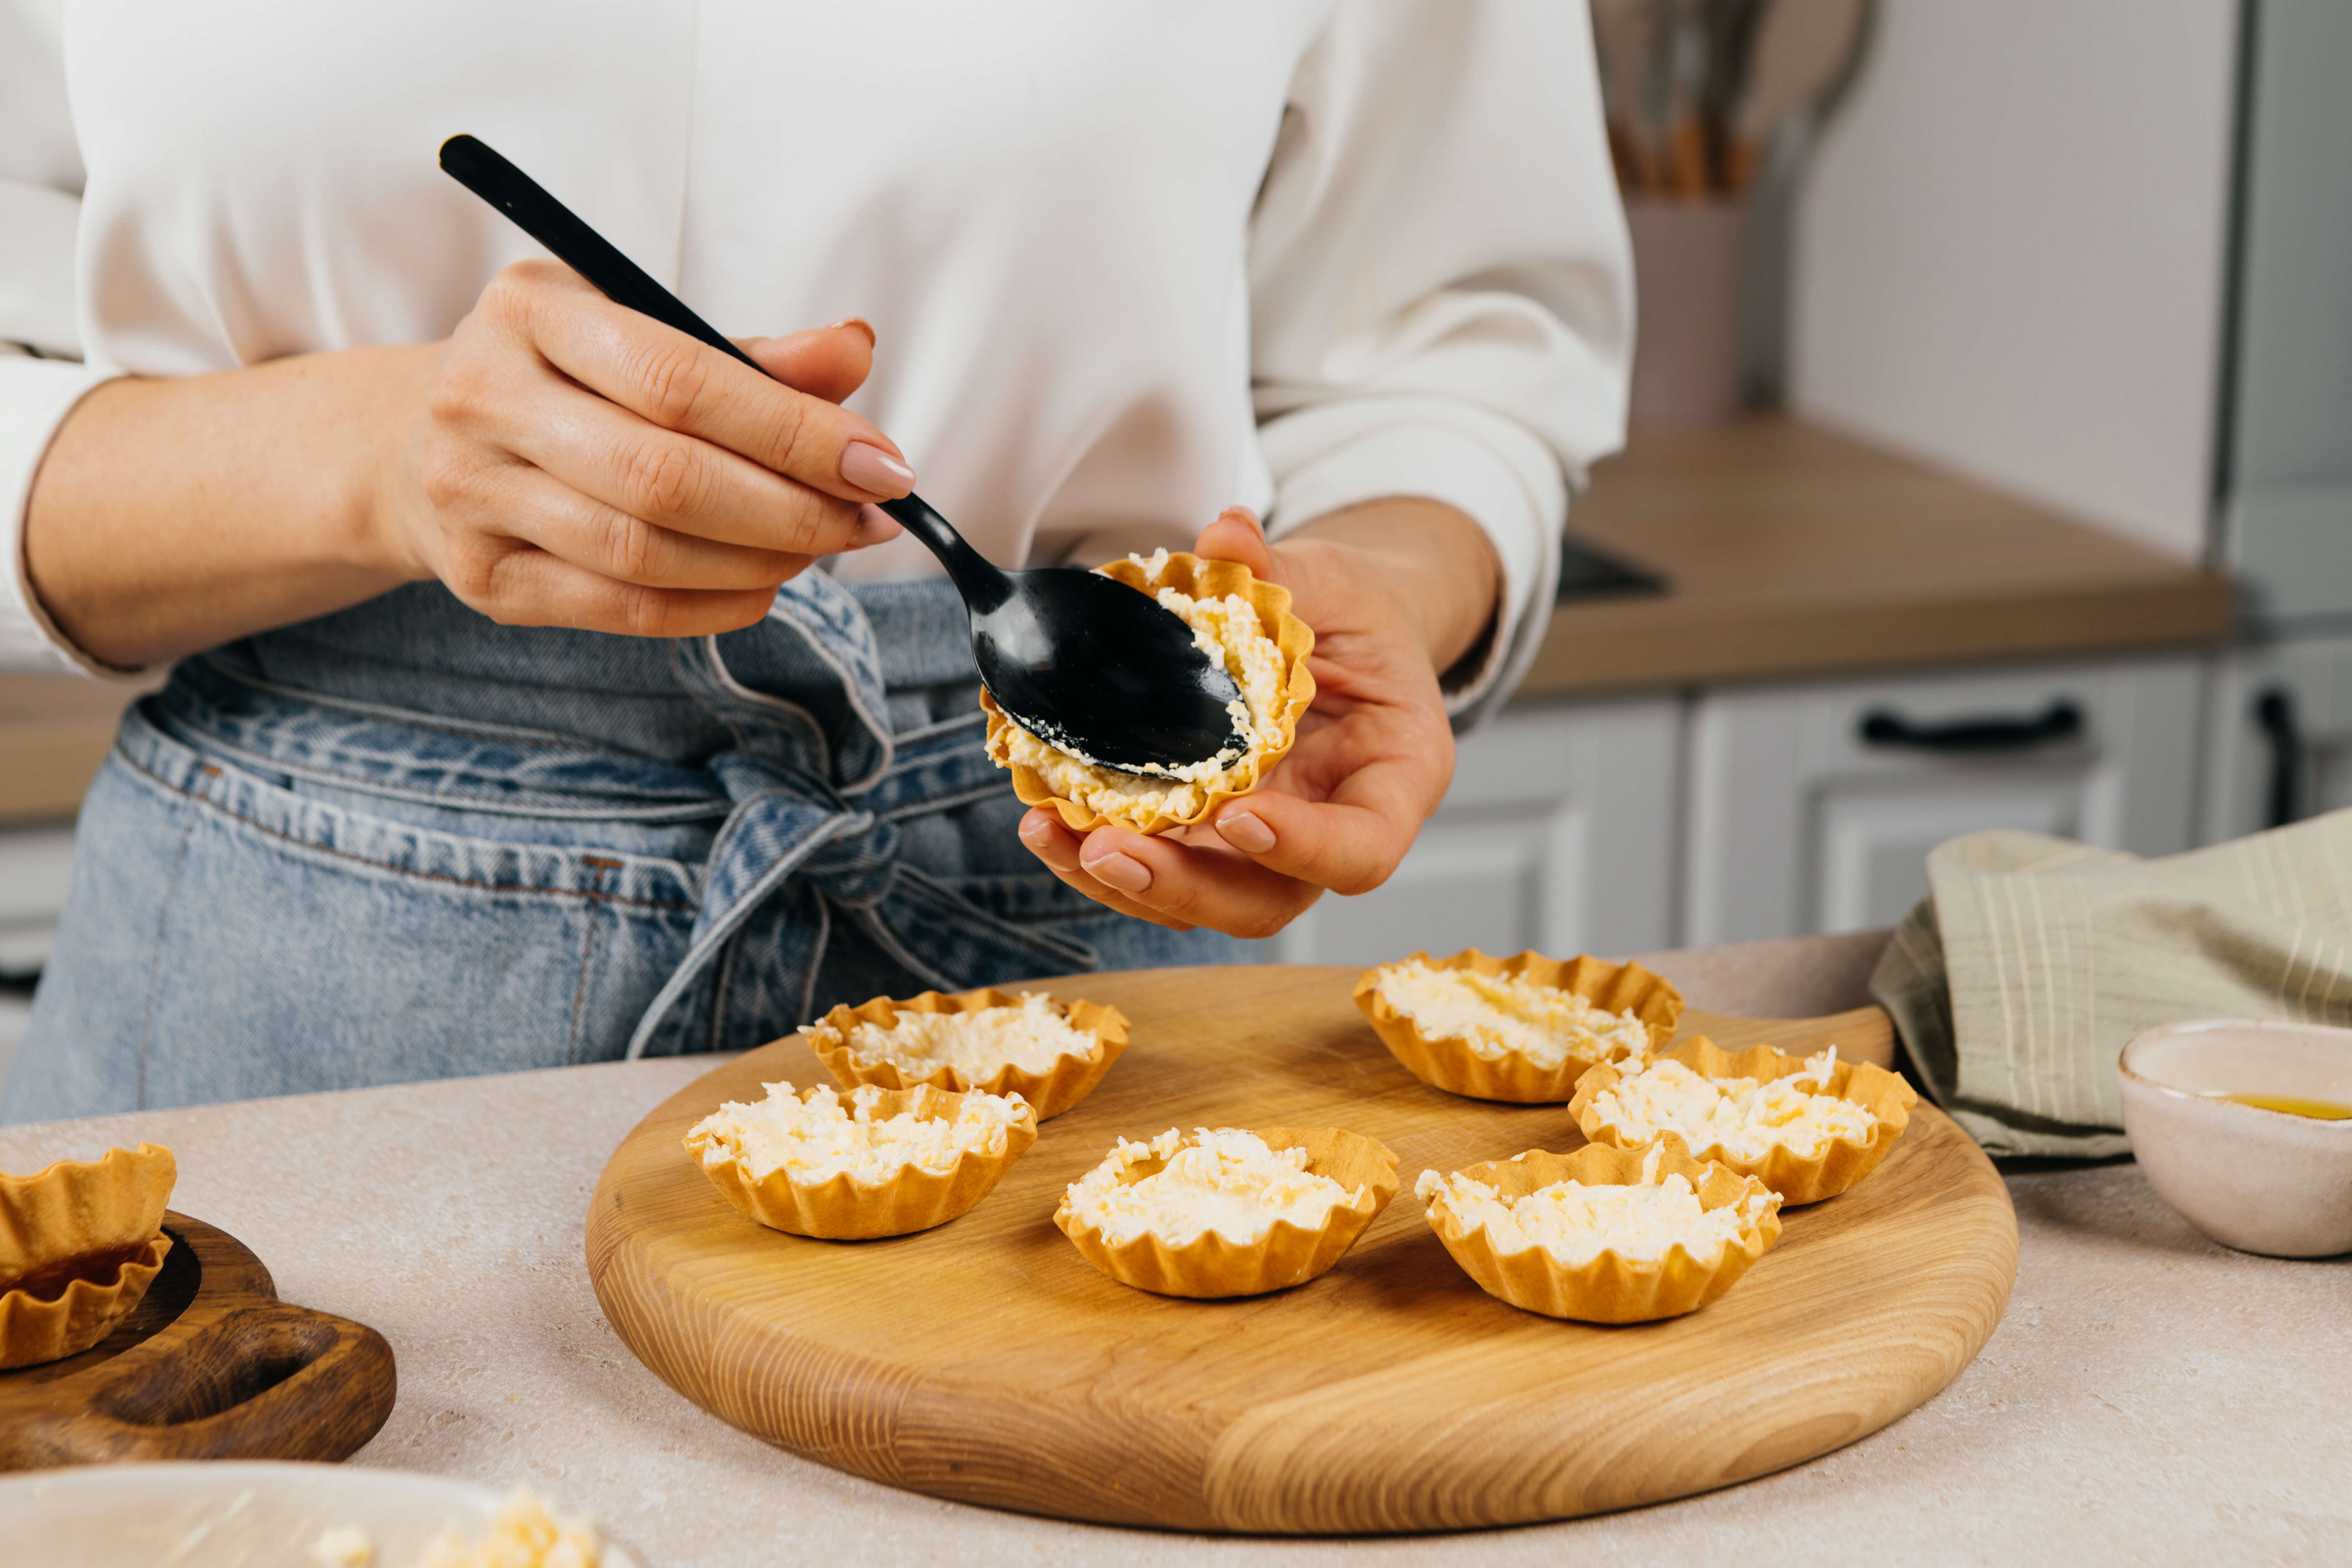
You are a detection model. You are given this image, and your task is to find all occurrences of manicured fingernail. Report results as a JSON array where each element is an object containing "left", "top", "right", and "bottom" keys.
[
  {"left": 849, "top": 503, "right": 903, "bottom": 547},
  {"left": 840, "top": 442, "right": 916, "bottom": 496},
  {"left": 1216, "top": 810, "right": 1275, "bottom": 853},
  {"left": 1083, "top": 851, "right": 1152, "bottom": 894},
  {"left": 825, "top": 316, "right": 877, "bottom": 346},
  {"left": 1019, "top": 815, "right": 1052, "bottom": 847},
  {"left": 1217, "top": 506, "right": 1263, "bottom": 535}
]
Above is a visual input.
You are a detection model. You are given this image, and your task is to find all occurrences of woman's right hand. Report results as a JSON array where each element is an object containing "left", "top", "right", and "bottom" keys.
[
  {"left": 26, "top": 260, "right": 913, "bottom": 670},
  {"left": 372, "top": 259, "right": 912, "bottom": 638}
]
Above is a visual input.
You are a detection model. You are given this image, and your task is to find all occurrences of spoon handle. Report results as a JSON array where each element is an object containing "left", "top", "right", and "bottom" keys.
[
  {"left": 438, "top": 134, "right": 999, "bottom": 595},
  {"left": 439, "top": 135, "right": 763, "bottom": 377}
]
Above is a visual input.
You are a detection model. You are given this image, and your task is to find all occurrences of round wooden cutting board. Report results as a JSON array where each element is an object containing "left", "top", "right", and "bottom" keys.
[{"left": 587, "top": 965, "right": 2017, "bottom": 1534}]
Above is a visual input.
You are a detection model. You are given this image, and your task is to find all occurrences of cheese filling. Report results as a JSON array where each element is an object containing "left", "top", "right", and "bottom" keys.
[
  {"left": 419, "top": 1488, "right": 601, "bottom": 1568},
  {"left": 685, "top": 1082, "right": 1026, "bottom": 1187},
  {"left": 1372, "top": 959, "right": 1651, "bottom": 1070},
  {"left": 1062, "top": 1128, "right": 1362, "bottom": 1247},
  {"left": 1416, "top": 1146, "right": 1775, "bottom": 1268},
  {"left": 312, "top": 1488, "right": 600, "bottom": 1568},
  {"left": 997, "top": 551, "right": 1285, "bottom": 823},
  {"left": 823, "top": 992, "right": 1097, "bottom": 1079},
  {"left": 1583, "top": 1048, "right": 1878, "bottom": 1162}
]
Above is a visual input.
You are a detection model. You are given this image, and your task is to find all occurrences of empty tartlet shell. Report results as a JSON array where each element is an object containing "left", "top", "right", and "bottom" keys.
[
  {"left": 0, "top": 1142, "right": 177, "bottom": 1281},
  {"left": 686, "top": 1083, "right": 1040, "bottom": 1240},
  {"left": 1055, "top": 1127, "right": 1398, "bottom": 1298},
  {"left": 0, "top": 1143, "right": 179, "bottom": 1371},
  {"left": 0, "top": 1230, "right": 174, "bottom": 1370},
  {"left": 1570, "top": 1037, "right": 1920, "bottom": 1205},
  {"left": 1419, "top": 1138, "right": 1781, "bottom": 1323},
  {"left": 804, "top": 987, "right": 1129, "bottom": 1120},
  {"left": 980, "top": 551, "right": 1317, "bottom": 836},
  {"left": 1353, "top": 950, "right": 1683, "bottom": 1103}
]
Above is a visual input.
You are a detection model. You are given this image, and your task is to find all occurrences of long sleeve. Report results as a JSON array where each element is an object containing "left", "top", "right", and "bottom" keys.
[
  {"left": 0, "top": 0, "right": 127, "bottom": 676},
  {"left": 1250, "top": 0, "right": 1632, "bottom": 724}
]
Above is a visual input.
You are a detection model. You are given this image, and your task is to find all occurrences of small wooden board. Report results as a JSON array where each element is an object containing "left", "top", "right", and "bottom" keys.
[
  {"left": 588, "top": 966, "right": 2017, "bottom": 1533},
  {"left": 0, "top": 1213, "right": 396, "bottom": 1470}
]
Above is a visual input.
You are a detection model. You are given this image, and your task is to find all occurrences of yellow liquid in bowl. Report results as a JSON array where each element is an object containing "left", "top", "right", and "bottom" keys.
[{"left": 2215, "top": 1092, "right": 2352, "bottom": 1120}]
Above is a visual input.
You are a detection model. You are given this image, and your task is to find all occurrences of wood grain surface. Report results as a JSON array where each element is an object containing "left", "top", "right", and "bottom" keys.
[
  {"left": 587, "top": 966, "right": 2016, "bottom": 1534},
  {"left": 0, "top": 1213, "right": 396, "bottom": 1469},
  {"left": 1523, "top": 416, "right": 2234, "bottom": 698}
]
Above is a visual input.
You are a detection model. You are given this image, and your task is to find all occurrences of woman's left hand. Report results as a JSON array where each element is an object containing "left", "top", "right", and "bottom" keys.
[{"left": 1017, "top": 501, "right": 1496, "bottom": 939}]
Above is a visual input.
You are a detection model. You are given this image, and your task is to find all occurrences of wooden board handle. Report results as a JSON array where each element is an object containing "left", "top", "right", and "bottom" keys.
[{"left": 4, "top": 1300, "right": 395, "bottom": 1466}]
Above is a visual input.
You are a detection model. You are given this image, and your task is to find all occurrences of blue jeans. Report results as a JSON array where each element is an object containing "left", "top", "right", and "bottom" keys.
[{"left": 4, "top": 575, "right": 1248, "bottom": 1122}]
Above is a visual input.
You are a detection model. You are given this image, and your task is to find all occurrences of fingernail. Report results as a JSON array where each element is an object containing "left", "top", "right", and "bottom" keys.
[
  {"left": 1218, "top": 506, "right": 1263, "bottom": 535},
  {"left": 1083, "top": 851, "right": 1152, "bottom": 894},
  {"left": 850, "top": 503, "right": 904, "bottom": 547},
  {"left": 1019, "top": 814, "right": 1052, "bottom": 847},
  {"left": 840, "top": 441, "right": 916, "bottom": 496},
  {"left": 1216, "top": 810, "right": 1275, "bottom": 853},
  {"left": 825, "top": 316, "right": 877, "bottom": 346}
]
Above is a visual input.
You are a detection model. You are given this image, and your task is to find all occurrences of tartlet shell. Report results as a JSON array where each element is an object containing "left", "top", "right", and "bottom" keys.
[
  {"left": 686, "top": 1083, "right": 1040, "bottom": 1241},
  {"left": 1055, "top": 1126, "right": 1398, "bottom": 1298},
  {"left": 804, "top": 987, "right": 1129, "bottom": 1121},
  {"left": 1353, "top": 950, "right": 1683, "bottom": 1103},
  {"left": 981, "top": 551, "right": 1317, "bottom": 836},
  {"left": 1419, "top": 1138, "right": 1781, "bottom": 1323},
  {"left": 0, "top": 1142, "right": 177, "bottom": 1283},
  {"left": 1570, "top": 1037, "right": 1920, "bottom": 1204},
  {"left": 0, "top": 1230, "right": 174, "bottom": 1370}
]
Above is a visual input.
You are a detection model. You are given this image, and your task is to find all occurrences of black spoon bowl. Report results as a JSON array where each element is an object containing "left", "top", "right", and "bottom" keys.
[{"left": 437, "top": 134, "right": 1244, "bottom": 773}]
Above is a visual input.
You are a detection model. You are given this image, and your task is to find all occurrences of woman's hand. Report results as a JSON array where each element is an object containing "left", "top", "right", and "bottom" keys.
[
  {"left": 26, "top": 260, "right": 910, "bottom": 667},
  {"left": 374, "top": 260, "right": 908, "bottom": 638},
  {"left": 1017, "top": 500, "right": 1498, "bottom": 939}
]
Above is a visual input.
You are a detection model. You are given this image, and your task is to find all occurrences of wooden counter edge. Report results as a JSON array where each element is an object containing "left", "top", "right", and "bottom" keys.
[{"left": 1518, "top": 567, "right": 2237, "bottom": 700}]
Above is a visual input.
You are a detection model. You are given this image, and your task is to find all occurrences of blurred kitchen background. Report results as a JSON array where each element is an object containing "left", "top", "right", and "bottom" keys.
[{"left": 4, "top": 0, "right": 2350, "bottom": 1066}]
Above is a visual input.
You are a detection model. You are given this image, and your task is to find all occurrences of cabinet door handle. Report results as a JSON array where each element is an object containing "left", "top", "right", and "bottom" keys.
[
  {"left": 1857, "top": 699, "right": 2085, "bottom": 753},
  {"left": 2253, "top": 686, "right": 2303, "bottom": 829}
]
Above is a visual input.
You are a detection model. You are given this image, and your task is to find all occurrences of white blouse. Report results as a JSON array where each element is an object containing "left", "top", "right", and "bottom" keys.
[{"left": 0, "top": 0, "right": 1630, "bottom": 718}]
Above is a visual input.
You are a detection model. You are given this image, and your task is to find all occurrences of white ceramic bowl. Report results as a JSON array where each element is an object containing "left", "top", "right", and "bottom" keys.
[
  {"left": 2118, "top": 1018, "right": 2352, "bottom": 1258},
  {"left": 0, "top": 1461, "right": 644, "bottom": 1567}
]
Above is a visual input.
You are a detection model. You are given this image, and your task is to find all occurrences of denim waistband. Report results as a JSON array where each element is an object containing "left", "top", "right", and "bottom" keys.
[
  {"left": 217, "top": 572, "right": 978, "bottom": 769},
  {"left": 144, "top": 569, "right": 1080, "bottom": 1054}
]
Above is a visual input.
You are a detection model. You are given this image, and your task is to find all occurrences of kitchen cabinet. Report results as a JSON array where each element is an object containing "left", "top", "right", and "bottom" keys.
[
  {"left": 2201, "top": 633, "right": 2352, "bottom": 843},
  {"left": 0, "top": 824, "right": 74, "bottom": 974},
  {"left": 1681, "top": 655, "right": 2204, "bottom": 943},
  {"left": 1272, "top": 697, "right": 1681, "bottom": 967},
  {"left": 0, "top": 824, "right": 76, "bottom": 1090}
]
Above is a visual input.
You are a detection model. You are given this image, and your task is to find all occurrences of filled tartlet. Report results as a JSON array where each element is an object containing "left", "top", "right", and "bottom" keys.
[
  {"left": 1416, "top": 1138, "right": 1782, "bottom": 1323},
  {"left": 0, "top": 1142, "right": 177, "bottom": 1370},
  {"left": 802, "top": 987, "right": 1128, "bottom": 1120},
  {"left": 983, "top": 549, "right": 1316, "bottom": 835},
  {"left": 1055, "top": 1126, "right": 1397, "bottom": 1298},
  {"left": 1570, "top": 1038, "right": 1919, "bottom": 1204},
  {"left": 1353, "top": 949, "right": 1681, "bottom": 1102},
  {"left": 685, "top": 1081, "right": 1038, "bottom": 1239}
]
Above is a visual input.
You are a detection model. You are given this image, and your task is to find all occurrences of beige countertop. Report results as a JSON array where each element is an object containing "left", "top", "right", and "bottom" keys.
[{"left": 2, "top": 932, "right": 2342, "bottom": 1565}]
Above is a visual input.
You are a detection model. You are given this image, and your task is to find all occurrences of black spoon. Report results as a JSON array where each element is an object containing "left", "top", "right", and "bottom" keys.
[{"left": 438, "top": 134, "right": 1244, "bottom": 773}]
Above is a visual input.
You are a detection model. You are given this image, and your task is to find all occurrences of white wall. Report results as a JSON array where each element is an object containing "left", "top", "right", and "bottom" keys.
[{"left": 1789, "top": 0, "right": 2239, "bottom": 560}]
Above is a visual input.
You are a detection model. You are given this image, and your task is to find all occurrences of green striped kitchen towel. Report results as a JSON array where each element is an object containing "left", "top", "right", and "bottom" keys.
[{"left": 1870, "top": 810, "right": 2352, "bottom": 1158}]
